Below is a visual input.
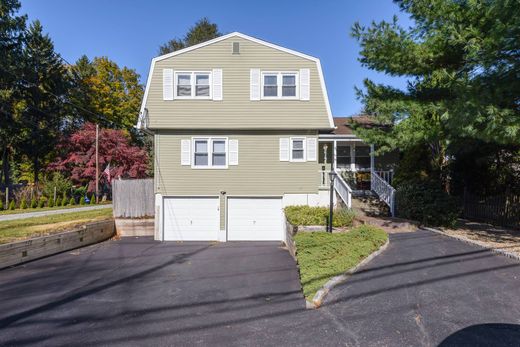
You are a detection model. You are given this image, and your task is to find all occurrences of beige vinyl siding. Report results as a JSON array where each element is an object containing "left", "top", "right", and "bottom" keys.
[
  {"left": 155, "top": 131, "right": 320, "bottom": 229},
  {"left": 146, "top": 36, "right": 330, "bottom": 129}
]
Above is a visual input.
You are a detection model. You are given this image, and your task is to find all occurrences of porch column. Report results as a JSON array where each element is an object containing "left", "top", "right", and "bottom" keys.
[
  {"left": 333, "top": 140, "right": 337, "bottom": 170},
  {"left": 370, "top": 144, "right": 375, "bottom": 173},
  {"left": 350, "top": 143, "right": 356, "bottom": 171}
]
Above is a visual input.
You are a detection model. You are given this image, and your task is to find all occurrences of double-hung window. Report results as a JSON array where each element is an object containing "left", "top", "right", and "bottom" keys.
[
  {"left": 192, "top": 138, "right": 227, "bottom": 168},
  {"left": 290, "top": 138, "right": 306, "bottom": 161},
  {"left": 261, "top": 72, "right": 298, "bottom": 99},
  {"left": 175, "top": 72, "right": 211, "bottom": 99}
]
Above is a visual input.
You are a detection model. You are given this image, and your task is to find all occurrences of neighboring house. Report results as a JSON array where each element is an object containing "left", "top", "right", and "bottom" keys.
[{"left": 137, "top": 32, "right": 397, "bottom": 242}]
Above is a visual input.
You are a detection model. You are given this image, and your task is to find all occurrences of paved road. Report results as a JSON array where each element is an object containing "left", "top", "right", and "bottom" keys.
[
  {"left": 0, "top": 230, "right": 519, "bottom": 346},
  {"left": 0, "top": 204, "right": 112, "bottom": 221}
]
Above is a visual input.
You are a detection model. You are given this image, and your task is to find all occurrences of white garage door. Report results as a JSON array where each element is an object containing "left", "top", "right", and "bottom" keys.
[
  {"left": 227, "top": 197, "right": 283, "bottom": 241},
  {"left": 163, "top": 197, "right": 219, "bottom": 241}
]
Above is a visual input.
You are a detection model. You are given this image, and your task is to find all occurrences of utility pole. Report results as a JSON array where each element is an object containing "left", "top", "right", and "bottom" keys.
[{"left": 96, "top": 124, "right": 99, "bottom": 204}]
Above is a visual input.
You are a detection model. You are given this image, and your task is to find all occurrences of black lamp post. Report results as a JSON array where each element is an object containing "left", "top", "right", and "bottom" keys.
[{"left": 328, "top": 171, "right": 336, "bottom": 233}]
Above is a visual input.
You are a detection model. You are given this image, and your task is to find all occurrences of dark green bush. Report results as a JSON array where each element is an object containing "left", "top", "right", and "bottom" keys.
[
  {"left": 61, "top": 195, "right": 68, "bottom": 206},
  {"left": 0, "top": 199, "right": 3, "bottom": 210},
  {"left": 20, "top": 198, "right": 28, "bottom": 209},
  {"left": 38, "top": 198, "right": 46, "bottom": 208},
  {"left": 69, "top": 197, "right": 75, "bottom": 206},
  {"left": 30, "top": 198, "right": 37, "bottom": 209},
  {"left": 48, "top": 198, "right": 55, "bottom": 208},
  {"left": 396, "top": 180, "right": 459, "bottom": 227},
  {"left": 79, "top": 196, "right": 86, "bottom": 205},
  {"left": 9, "top": 200, "right": 15, "bottom": 210},
  {"left": 284, "top": 205, "right": 356, "bottom": 227}
]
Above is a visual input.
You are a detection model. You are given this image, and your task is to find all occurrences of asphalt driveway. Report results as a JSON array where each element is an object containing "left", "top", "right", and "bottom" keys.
[{"left": 1, "top": 230, "right": 519, "bottom": 346}]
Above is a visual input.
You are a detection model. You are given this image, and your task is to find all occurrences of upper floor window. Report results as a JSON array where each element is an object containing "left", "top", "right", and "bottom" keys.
[
  {"left": 175, "top": 72, "right": 211, "bottom": 99},
  {"left": 192, "top": 137, "right": 227, "bottom": 168},
  {"left": 261, "top": 72, "right": 298, "bottom": 99}
]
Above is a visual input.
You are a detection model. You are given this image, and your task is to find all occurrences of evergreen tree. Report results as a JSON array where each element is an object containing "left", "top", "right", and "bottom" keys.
[
  {"left": 18, "top": 20, "right": 69, "bottom": 185},
  {"left": 159, "top": 17, "right": 221, "bottom": 55},
  {"left": 351, "top": 0, "right": 520, "bottom": 186}
]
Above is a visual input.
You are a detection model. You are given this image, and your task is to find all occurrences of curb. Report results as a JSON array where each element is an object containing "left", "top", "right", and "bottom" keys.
[
  {"left": 306, "top": 238, "right": 390, "bottom": 309},
  {"left": 422, "top": 227, "right": 520, "bottom": 262}
]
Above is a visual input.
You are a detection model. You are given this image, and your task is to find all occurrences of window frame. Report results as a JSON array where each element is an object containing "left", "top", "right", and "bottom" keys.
[
  {"left": 174, "top": 71, "right": 212, "bottom": 99},
  {"left": 191, "top": 137, "right": 228, "bottom": 169},
  {"left": 290, "top": 137, "right": 306, "bottom": 162},
  {"left": 261, "top": 71, "right": 299, "bottom": 100}
]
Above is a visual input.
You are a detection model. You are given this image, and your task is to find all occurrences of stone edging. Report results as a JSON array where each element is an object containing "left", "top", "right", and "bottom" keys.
[
  {"left": 422, "top": 227, "right": 520, "bottom": 262},
  {"left": 306, "top": 238, "right": 390, "bottom": 309}
]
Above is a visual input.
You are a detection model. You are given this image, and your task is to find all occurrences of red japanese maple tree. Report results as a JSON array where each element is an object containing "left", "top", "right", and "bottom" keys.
[{"left": 49, "top": 123, "right": 150, "bottom": 191}]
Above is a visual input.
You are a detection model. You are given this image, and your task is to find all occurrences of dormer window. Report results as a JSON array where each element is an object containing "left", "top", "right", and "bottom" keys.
[
  {"left": 175, "top": 71, "right": 212, "bottom": 99},
  {"left": 261, "top": 72, "right": 299, "bottom": 99}
]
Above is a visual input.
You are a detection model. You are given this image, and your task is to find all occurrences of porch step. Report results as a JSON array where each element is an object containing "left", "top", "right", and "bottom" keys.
[{"left": 351, "top": 195, "right": 390, "bottom": 218}]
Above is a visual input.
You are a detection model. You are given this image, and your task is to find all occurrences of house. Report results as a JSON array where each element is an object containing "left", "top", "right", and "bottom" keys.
[{"left": 137, "top": 32, "right": 397, "bottom": 242}]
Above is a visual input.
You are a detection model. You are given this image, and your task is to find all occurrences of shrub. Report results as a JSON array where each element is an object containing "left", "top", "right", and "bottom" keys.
[
  {"left": 30, "top": 198, "right": 38, "bottom": 209},
  {"left": 61, "top": 195, "right": 68, "bottom": 206},
  {"left": 48, "top": 198, "right": 55, "bottom": 208},
  {"left": 20, "top": 198, "right": 28, "bottom": 209},
  {"left": 69, "top": 197, "right": 75, "bottom": 206},
  {"left": 284, "top": 205, "right": 355, "bottom": 227},
  {"left": 396, "top": 180, "right": 459, "bottom": 227},
  {"left": 9, "top": 200, "right": 15, "bottom": 210},
  {"left": 38, "top": 198, "right": 46, "bottom": 208},
  {"left": 0, "top": 199, "right": 3, "bottom": 210},
  {"left": 79, "top": 196, "right": 86, "bottom": 205},
  {"left": 90, "top": 194, "right": 96, "bottom": 204}
]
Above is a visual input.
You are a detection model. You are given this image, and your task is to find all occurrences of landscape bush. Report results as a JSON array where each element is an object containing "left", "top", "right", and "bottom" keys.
[
  {"left": 284, "top": 205, "right": 356, "bottom": 227},
  {"left": 38, "top": 198, "right": 46, "bottom": 208},
  {"left": 0, "top": 199, "right": 3, "bottom": 210},
  {"left": 48, "top": 198, "right": 55, "bottom": 208},
  {"left": 90, "top": 195, "right": 95, "bottom": 204},
  {"left": 20, "top": 198, "right": 28, "bottom": 209},
  {"left": 79, "top": 196, "right": 86, "bottom": 205},
  {"left": 61, "top": 195, "right": 68, "bottom": 206},
  {"left": 30, "top": 198, "right": 37, "bottom": 209},
  {"left": 395, "top": 180, "right": 459, "bottom": 227},
  {"left": 9, "top": 200, "right": 15, "bottom": 210},
  {"left": 69, "top": 197, "right": 75, "bottom": 206}
]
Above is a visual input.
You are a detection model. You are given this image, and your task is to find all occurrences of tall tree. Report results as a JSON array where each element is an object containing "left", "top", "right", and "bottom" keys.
[
  {"left": 70, "top": 56, "right": 143, "bottom": 130},
  {"left": 351, "top": 0, "right": 520, "bottom": 186},
  {"left": 0, "top": 0, "right": 26, "bottom": 187},
  {"left": 18, "top": 20, "right": 69, "bottom": 185},
  {"left": 158, "top": 17, "right": 221, "bottom": 55}
]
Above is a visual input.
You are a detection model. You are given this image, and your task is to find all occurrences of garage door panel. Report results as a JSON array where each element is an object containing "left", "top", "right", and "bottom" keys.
[
  {"left": 228, "top": 198, "right": 283, "bottom": 241},
  {"left": 164, "top": 197, "right": 219, "bottom": 241}
]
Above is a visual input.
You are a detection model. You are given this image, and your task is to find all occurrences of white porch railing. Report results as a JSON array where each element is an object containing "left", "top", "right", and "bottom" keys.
[
  {"left": 371, "top": 171, "right": 396, "bottom": 216},
  {"left": 375, "top": 170, "right": 393, "bottom": 185},
  {"left": 334, "top": 169, "right": 352, "bottom": 208}
]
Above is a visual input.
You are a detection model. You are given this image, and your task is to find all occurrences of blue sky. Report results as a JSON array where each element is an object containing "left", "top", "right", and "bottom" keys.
[{"left": 21, "top": 0, "right": 412, "bottom": 116}]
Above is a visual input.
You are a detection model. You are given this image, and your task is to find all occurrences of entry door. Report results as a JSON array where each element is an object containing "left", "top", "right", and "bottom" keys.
[
  {"left": 227, "top": 197, "right": 283, "bottom": 241},
  {"left": 163, "top": 197, "right": 219, "bottom": 241}
]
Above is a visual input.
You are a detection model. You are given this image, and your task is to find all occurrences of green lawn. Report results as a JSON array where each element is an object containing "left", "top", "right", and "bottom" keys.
[
  {"left": 0, "top": 208, "right": 113, "bottom": 244},
  {"left": 0, "top": 203, "right": 111, "bottom": 215},
  {"left": 295, "top": 225, "right": 388, "bottom": 300}
]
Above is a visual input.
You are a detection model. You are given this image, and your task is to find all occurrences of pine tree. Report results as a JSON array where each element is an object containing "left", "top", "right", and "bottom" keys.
[{"left": 158, "top": 18, "right": 221, "bottom": 55}]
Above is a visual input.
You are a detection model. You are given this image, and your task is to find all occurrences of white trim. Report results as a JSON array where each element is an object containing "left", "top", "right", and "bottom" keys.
[
  {"left": 174, "top": 71, "right": 212, "bottom": 99},
  {"left": 290, "top": 137, "right": 307, "bottom": 162},
  {"left": 137, "top": 32, "right": 334, "bottom": 129},
  {"left": 260, "top": 71, "right": 299, "bottom": 100},
  {"left": 191, "top": 137, "right": 229, "bottom": 169}
]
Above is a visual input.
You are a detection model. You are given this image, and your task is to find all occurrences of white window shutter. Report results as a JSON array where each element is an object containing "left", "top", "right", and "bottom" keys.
[
  {"left": 300, "top": 68, "right": 310, "bottom": 101},
  {"left": 229, "top": 139, "right": 239, "bottom": 165},
  {"left": 212, "top": 68, "right": 223, "bottom": 100},
  {"left": 181, "top": 139, "right": 191, "bottom": 166},
  {"left": 163, "top": 69, "right": 174, "bottom": 100},
  {"left": 279, "top": 138, "right": 289, "bottom": 161},
  {"left": 250, "top": 69, "right": 260, "bottom": 100},
  {"left": 306, "top": 138, "right": 317, "bottom": 161}
]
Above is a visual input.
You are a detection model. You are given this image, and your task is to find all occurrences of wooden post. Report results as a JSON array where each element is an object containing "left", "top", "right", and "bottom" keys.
[{"left": 96, "top": 124, "right": 99, "bottom": 204}]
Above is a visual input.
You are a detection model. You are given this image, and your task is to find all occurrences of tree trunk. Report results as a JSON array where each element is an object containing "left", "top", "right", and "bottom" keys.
[
  {"left": 2, "top": 147, "right": 10, "bottom": 187},
  {"left": 33, "top": 156, "right": 39, "bottom": 187}
]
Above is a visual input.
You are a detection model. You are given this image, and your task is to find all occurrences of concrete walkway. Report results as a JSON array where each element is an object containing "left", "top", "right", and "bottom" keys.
[{"left": 0, "top": 204, "right": 112, "bottom": 222}]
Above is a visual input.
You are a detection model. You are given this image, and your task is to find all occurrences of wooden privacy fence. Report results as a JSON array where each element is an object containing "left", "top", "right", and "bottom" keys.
[
  {"left": 112, "top": 179, "right": 154, "bottom": 218},
  {"left": 463, "top": 192, "right": 520, "bottom": 229}
]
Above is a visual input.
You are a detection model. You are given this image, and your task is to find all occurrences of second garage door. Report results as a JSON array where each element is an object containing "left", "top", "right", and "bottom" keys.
[
  {"left": 227, "top": 197, "right": 283, "bottom": 241},
  {"left": 163, "top": 197, "right": 219, "bottom": 241}
]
